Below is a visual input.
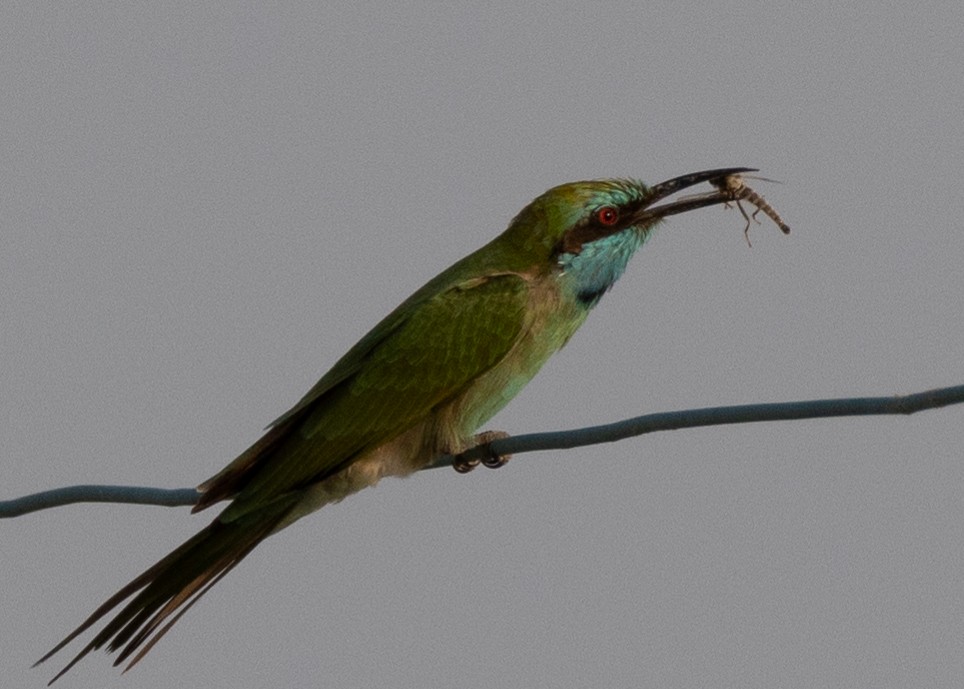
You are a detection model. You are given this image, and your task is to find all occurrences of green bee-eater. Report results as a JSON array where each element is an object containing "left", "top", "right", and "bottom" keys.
[{"left": 38, "top": 167, "right": 752, "bottom": 682}]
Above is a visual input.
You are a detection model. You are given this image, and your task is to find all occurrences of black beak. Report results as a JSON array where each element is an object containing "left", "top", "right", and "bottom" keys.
[{"left": 630, "top": 166, "right": 757, "bottom": 225}]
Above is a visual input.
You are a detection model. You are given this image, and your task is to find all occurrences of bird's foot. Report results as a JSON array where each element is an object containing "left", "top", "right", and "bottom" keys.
[
  {"left": 477, "top": 430, "right": 511, "bottom": 469},
  {"left": 452, "top": 430, "right": 511, "bottom": 473},
  {"left": 452, "top": 455, "right": 479, "bottom": 473}
]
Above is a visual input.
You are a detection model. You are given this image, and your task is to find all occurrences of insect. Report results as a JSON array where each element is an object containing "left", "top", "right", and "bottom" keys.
[{"left": 711, "top": 174, "right": 791, "bottom": 246}]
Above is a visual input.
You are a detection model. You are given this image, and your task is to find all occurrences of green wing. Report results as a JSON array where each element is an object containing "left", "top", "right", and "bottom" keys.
[{"left": 205, "top": 272, "right": 530, "bottom": 518}]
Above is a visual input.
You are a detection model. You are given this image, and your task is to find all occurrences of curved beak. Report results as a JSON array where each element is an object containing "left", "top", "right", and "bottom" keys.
[{"left": 629, "top": 166, "right": 757, "bottom": 225}]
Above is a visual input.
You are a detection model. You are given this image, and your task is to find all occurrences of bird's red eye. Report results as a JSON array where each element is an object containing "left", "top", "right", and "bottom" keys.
[{"left": 596, "top": 206, "right": 619, "bottom": 226}]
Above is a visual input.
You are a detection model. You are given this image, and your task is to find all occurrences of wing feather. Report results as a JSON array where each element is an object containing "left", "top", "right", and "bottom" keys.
[{"left": 203, "top": 273, "right": 531, "bottom": 517}]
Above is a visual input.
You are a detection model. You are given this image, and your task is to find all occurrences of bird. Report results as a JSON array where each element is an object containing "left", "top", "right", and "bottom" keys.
[{"left": 37, "top": 166, "right": 752, "bottom": 682}]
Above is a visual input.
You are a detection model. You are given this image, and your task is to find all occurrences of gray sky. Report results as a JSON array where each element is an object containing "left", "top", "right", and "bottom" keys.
[{"left": 3, "top": 3, "right": 963, "bottom": 688}]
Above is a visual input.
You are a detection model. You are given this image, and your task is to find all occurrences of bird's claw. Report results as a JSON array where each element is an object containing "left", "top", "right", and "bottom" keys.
[
  {"left": 452, "top": 457, "right": 480, "bottom": 473},
  {"left": 480, "top": 450, "right": 511, "bottom": 469},
  {"left": 476, "top": 430, "right": 511, "bottom": 468},
  {"left": 452, "top": 430, "right": 511, "bottom": 473}
]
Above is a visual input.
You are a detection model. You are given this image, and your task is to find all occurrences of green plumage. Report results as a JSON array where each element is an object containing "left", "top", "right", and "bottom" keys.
[
  {"left": 218, "top": 272, "right": 534, "bottom": 522},
  {"left": 38, "top": 167, "right": 750, "bottom": 682}
]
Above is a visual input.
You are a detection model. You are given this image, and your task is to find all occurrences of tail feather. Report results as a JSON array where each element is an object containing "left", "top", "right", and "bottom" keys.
[
  {"left": 37, "top": 499, "right": 295, "bottom": 684},
  {"left": 121, "top": 558, "right": 242, "bottom": 670}
]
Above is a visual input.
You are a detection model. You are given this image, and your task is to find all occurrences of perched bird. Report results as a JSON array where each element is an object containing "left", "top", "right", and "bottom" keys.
[{"left": 38, "top": 167, "right": 752, "bottom": 682}]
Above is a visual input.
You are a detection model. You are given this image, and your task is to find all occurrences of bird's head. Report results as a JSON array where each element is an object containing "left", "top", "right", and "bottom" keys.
[
  {"left": 503, "top": 166, "right": 755, "bottom": 261},
  {"left": 495, "top": 167, "right": 754, "bottom": 306}
]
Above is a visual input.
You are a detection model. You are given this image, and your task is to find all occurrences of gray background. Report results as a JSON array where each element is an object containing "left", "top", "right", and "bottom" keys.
[{"left": 3, "top": 3, "right": 963, "bottom": 688}]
